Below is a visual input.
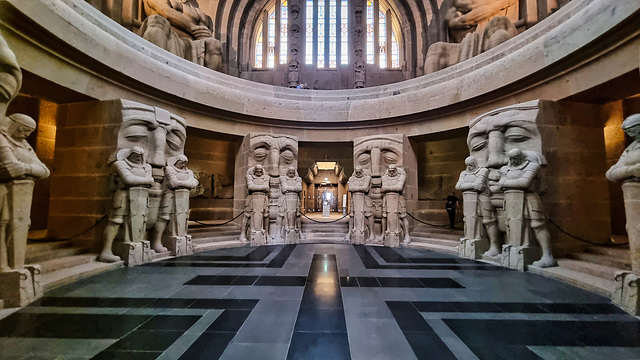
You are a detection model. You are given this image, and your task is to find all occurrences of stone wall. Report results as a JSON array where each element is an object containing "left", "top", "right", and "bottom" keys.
[
  {"left": 185, "top": 128, "right": 240, "bottom": 220},
  {"left": 48, "top": 100, "right": 121, "bottom": 250}
]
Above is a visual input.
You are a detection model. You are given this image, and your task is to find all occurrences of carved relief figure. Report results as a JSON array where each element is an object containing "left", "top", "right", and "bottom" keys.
[
  {"left": 381, "top": 165, "right": 410, "bottom": 246},
  {"left": 239, "top": 165, "right": 271, "bottom": 245},
  {"left": 466, "top": 102, "right": 543, "bottom": 258},
  {"left": 425, "top": 0, "right": 519, "bottom": 73},
  {"left": 99, "top": 147, "right": 154, "bottom": 263},
  {"left": 152, "top": 155, "right": 198, "bottom": 253},
  {"left": 348, "top": 166, "right": 373, "bottom": 244},
  {"left": 288, "top": 60, "right": 300, "bottom": 88},
  {"left": 139, "top": 0, "right": 223, "bottom": 71},
  {"left": 499, "top": 149, "right": 556, "bottom": 268},
  {"left": 247, "top": 133, "right": 298, "bottom": 242},
  {"left": 607, "top": 114, "right": 640, "bottom": 301},
  {"left": 354, "top": 60, "right": 366, "bottom": 89},
  {"left": 278, "top": 167, "right": 302, "bottom": 243},
  {"left": 455, "top": 156, "right": 489, "bottom": 241},
  {"left": 0, "top": 114, "right": 50, "bottom": 271},
  {"left": 354, "top": 134, "right": 404, "bottom": 243}
]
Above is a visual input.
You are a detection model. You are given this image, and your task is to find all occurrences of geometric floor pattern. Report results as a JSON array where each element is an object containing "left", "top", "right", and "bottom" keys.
[{"left": 1, "top": 244, "right": 639, "bottom": 359}]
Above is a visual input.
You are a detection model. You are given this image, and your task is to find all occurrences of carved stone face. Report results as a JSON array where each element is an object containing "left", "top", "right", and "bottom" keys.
[
  {"left": 291, "top": 25, "right": 301, "bottom": 38},
  {"left": 119, "top": 100, "right": 187, "bottom": 168},
  {"left": 355, "top": 61, "right": 365, "bottom": 71},
  {"left": 288, "top": 61, "right": 299, "bottom": 72},
  {"left": 354, "top": 134, "right": 403, "bottom": 177},
  {"left": 249, "top": 133, "right": 298, "bottom": 177},
  {"left": 129, "top": 152, "right": 144, "bottom": 164},
  {"left": 287, "top": 168, "right": 296, "bottom": 178},
  {"left": 254, "top": 166, "right": 264, "bottom": 177},
  {"left": 388, "top": 165, "right": 397, "bottom": 177},
  {"left": 625, "top": 125, "right": 640, "bottom": 140},
  {"left": 354, "top": 47, "right": 364, "bottom": 59},
  {"left": 290, "top": 5, "right": 300, "bottom": 19},
  {"left": 354, "top": 25, "right": 363, "bottom": 38},
  {"left": 467, "top": 106, "right": 542, "bottom": 171},
  {"left": 0, "top": 35, "right": 22, "bottom": 106},
  {"left": 354, "top": 167, "right": 363, "bottom": 177}
]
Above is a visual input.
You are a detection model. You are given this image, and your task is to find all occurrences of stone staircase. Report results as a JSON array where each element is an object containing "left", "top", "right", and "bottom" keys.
[
  {"left": 24, "top": 240, "right": 123, "bottom": 292},
  {"left": 528, "top": 244, "right": 631, "bottom": 297},
  {"left": 187, "top": 222, "right": 245, "bottom": 252},
  {"left": 405, "top": 224, "right": 462, "bottom": 254},
  {"left": 300, "top": 217, "right": 350, "bottom": 243}
]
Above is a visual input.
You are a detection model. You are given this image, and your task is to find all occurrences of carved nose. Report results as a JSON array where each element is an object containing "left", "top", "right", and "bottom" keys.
[
  {"left": 267, "top": 149, "right": 280, "bottom": 176},
  {"left": 370, "top": 148, "right": 382, "bottom": 177},
  {"left": 486, "top": 132, "right": 508, "bottom": 168}
]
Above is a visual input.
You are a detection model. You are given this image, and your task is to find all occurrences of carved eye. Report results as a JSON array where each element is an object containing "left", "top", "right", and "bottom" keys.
[
  {"left": 471, "top": 140, "right": 487, "bottom": 152},
  {"left": 382, "top": 150, "right": 398, "bottom": 164},
  {"left": 357, "top": 152, "right": 371, "bottom": 165},
  {"left": 505, "top": 135, "right": 530, "bottom": 143},
  {"left": 123, "top": 124, "right": 148, "bottom": 142},
  {"left": 254, "top": 147, "right": 268, "bottom": 162},
  {"left": 281, "top": 149, "right": 295, "bottom": 164},
  {"left": 166, "top": 131, "right": 184, "bottom": 151}
]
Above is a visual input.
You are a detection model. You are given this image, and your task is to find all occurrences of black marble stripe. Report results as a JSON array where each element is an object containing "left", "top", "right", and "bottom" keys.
[
  {"left": 339, "top": 277, "right": 464, "bottom": 289},
  {"left": 444, "top": 319, "right": 640, "bottom": 360},
  {"left": 413, "top": 301, "right": 626, "bottom": 314},
  {"left": 30, "top": 297, "right": 258, "bottom": 310},
  {"left": 287, "top": 254, "right": 351, "bottom": 360},
  {"left": 266, "top": 244, "right": 297, "bottom": 268},
  {"left": 353, "top": 245, "right": 500, "bottom": 270},
  {"left": 386, "top": 301, "right": 457, "bottom": 360},
  {"left": 184, "top": 275, "right": 306, "bottom": 286},
  {"left": 163, "top": 246, "right": 277, "bottom": 262}
]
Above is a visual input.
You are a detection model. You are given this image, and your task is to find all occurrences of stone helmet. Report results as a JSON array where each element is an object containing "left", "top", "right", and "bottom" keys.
[{"left": 621, "top": 114, "right": 640, "bottom": 131}]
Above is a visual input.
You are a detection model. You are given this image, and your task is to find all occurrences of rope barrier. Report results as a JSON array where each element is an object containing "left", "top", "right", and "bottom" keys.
[
  {"left": 27, "top": 214, "right": 108, "bottom": 242},
  {"left": 300, "top": 212, "right": 350, "bottom": 223},
  {"left": 190, "top": 211, "right": 245, "bottom": 227},
  {"left": 545, "top": 216, "right": 629, "bottom": 247},
  {"left": 407, "top": 212, "right": 462, "bottom": 228}
]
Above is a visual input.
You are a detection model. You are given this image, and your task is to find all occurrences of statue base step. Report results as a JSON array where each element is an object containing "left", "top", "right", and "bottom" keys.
[
  {"left": 459, "top": 238, "right": 489, "bottom": 259},
  {"left": 250, "top": 230, "right": 267, "bottom": 246},
  {"left": 163, "top": 235, "right": 194, "bottom": 257},
  {"left": 384, "top": 231, "right": 401, "bottom": 247},
  {"left": 613, "top": 271, "right": 639, "bottom": 315},
  {"left": 0, "top": 265, "right": 42, "bottom": 307},
  {"left": 284, "top": 228, "right": 300, "bottom": 245},
  {"left": 501, "top": 244, "right": 542, "bottom": 271},
  {"left": 114, "top": 240, "right": 154, "bottom": 266},
  {"left": 351, "top": 229, "right": 366, "bottom": 245}
]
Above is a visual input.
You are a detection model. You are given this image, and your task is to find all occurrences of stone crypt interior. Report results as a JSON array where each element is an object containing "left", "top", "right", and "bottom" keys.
[{"left": 1, "top": 0, "right": 640, "bottom": 359}]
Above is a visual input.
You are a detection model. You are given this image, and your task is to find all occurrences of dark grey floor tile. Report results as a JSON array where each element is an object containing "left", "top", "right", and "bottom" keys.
[
  {"left": 105, "top": 330, "right": 183, "bottom": 351},
  {"left": 138, "top": 315, "right": 201, "bottom": 331},
  {"left": 377, "top": 277, "right": 424, "bottom": 288},
  {"left": 403, "top": 331, "right": 457, "bottom": 360},
  {"left": 286, "top": 332, "right": 350, "bottom": 360},
  {"left": 205, "top": 310, "right": 252, "bottom": 332},
  {"left": 416, "top": 278, "right": 464, "bottom": 288},
  {"left": 254, "top": 276, "right": 307, "bottom": 286},
  {"left": 188, "top": 299, "right": 258, "bottom": 310},
  {"left": 357, "top": 277, "right": 381, "bottom": 287},
  {"left": 294, "top": 307, "right": 347, "bottom": 332},
  {"left": 178, "top": 332, "right": 236, "bottom": 360},
  {"left": 91, "top": 350, "right": 162, "bottom": 360}
]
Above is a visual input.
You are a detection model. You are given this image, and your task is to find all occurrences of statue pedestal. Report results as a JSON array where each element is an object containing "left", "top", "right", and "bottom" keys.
[
  {"left": 284, "top": 228, "right": 299, "bottom": 244},
  {"left": 459, "top": 238, "right": 490, "bottom": 259},
  {"left": 613, "top": 271, "right": 639, "bottom": 315},
  {"left": 114, "top": 240, "right": 154, "bottom": 266},
  {"left": 351, "top": 229, "right": 365, "bottom": 245},
  {"left": 385, "top": 231, "right": 400, "bottom": 247},
  {"left": 163, "top": 235, "right": 194, "bottom": 257},
  {"left": 501, "top": 244, "right": 542, "bottom": 271},
  {"left": 251, "top": 230, "right": 266, "bottom": 246},
  {"left": 5, "top": 180, "right": 35, "bottom": 269},
  {"left": 322, "top": 203, "right": 330, "bottom": 217},
  {"left": 622, "top": 182, "right": 640, "bottom": 273},
  {"left": 462, "top": 191, "right": 484, "bottom": 241},
  {"left": 504, "top": 190, "right": 526, "bottom": 247},
  {"left": 0, "top": 265, "right": 42, "bottom": 307}
]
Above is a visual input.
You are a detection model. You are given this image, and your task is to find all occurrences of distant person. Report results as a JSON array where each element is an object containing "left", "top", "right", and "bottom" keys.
[{"left": 445, "top": 192, "right": 459, "bottom": 229}]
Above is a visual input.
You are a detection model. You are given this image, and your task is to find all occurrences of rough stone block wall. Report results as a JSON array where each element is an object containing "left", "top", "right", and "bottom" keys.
[
  {"left": 538, "top": 100, "right": 612, "bottom": 254},
  {"left": 48, "top": 100, "right": 121, "bottom": 250},
  {"left": 185, "top": 129, "right": 240, "bottom": 221},
  {"left": 417, "top": 135, "right": 468, "bottom": 202}
]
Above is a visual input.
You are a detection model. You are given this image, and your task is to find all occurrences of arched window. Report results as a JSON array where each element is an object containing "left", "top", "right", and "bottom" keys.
[{"left": 253, "top": 0, "right": 401, "bottom": 69}]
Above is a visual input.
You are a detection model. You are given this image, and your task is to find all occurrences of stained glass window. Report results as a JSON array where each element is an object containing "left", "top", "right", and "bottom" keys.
[
  {"left": 366, "top": 1, "right": 374, "bottom": 64},
  {"left": 379, "top": 10, "right": 386, "bottom": 68},
  {"left": 329, "top": 0, "right": 337, "bottom": 68},
  {"left": 255, "top": 26, "right": 263, "bottom": 68},
  {"left": 391, "top": 32, "right": 399, "bottom": 68},
  {"left": 280, "top": 1, "right": 288, "bottom": 64},
  {"left": 268, "top": 12, "right": 276, "bottom": 68},
  {"left": 306, "top": 0, "right": 314, "bottom": 64},
  {"left": 317, "top": 0, "right": 325, "bottom": 68},
  {"left": 340, "top": 0, "right": 348, "bottom": 64}
]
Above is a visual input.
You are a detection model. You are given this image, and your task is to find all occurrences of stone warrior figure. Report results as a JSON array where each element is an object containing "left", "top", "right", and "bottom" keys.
[
  {"left": 0, "top": 114, "right": 50, "bottom": 271},
  {"left": 139, "top": 0, "right": 223, "bottom": 71},
  {"left": 606, "top": 114, "right": 640, "bottom": 314},
  {"left": 278, "top": 167, "right": 302, "bottom": 243},
  {"left": 498, "top": 148, "right": 556, "bottom": 268},
  {"left": 99, "top": 147, "right": 154, "bottom": 263},
  {"left": 455, "top": 156, "right": 489, "bottom": 242},
  {"left": 152, "top": 155, "right": 198, "bottom": 253},
  {"left": 348, "top": 166, "right": 374, "bottom": 244},
  {"left": 381, "top": 165, "right": 411, "bottom": 246},
  {"left": 424, "top": 0, "right": 519, "bottom": 73},
  {"left": 239, "top": 165, "right": 271, "bottom": 245}
]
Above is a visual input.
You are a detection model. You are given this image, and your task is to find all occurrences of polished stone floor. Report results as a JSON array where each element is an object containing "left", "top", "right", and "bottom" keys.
[{"left": 1, "top": 244, "right": 639, "bottom": 359}]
